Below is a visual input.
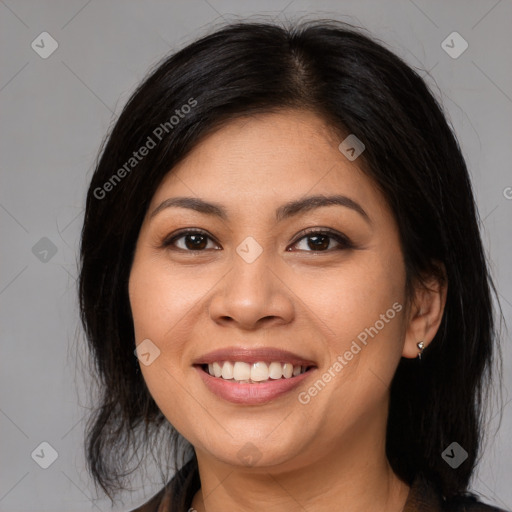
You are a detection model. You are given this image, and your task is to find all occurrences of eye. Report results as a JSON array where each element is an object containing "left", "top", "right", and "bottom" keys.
[
  {"left": 289, "top": 228, "right": 354, "bottom": 252},
  {"left": 162, "top": 229, "right": 220, "bottom": 251},
  {"left": 162, "top": 228, "right": 354, "bottom": 253}
]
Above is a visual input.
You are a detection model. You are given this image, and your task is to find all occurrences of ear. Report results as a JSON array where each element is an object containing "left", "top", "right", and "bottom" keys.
[{"left": 402, "top": 264, "right": 448, "bottom": 359}]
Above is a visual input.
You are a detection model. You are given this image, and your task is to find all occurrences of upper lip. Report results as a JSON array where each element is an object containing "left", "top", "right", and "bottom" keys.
[{"left": 193, "top": 347, "right": 317, "bottom": 367}]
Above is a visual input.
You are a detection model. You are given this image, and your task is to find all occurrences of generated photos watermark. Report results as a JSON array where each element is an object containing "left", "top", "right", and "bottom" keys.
[
  {"left": 298, "top": 301, "right": 403, "bottom": 405},
  {"left": 94, "top": 97, "right": 197, "bottom": 200}
]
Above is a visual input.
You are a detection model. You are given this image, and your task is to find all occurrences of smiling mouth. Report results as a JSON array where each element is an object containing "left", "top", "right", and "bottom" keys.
[{"left": 198, "top": 361, "right": 316, "bottom": 384}]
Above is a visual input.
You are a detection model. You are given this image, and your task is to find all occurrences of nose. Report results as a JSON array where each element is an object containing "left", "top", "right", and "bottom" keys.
[{"left": 208, "top": 250, "right": 295, "bottom": 331}]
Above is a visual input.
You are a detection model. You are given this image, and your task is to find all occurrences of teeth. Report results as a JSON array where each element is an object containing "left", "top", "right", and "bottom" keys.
[
  {"left": 233, "top": 361, "right": 251, "bottom": 380},
  {"left": 205, "top": 361, "right": 309, "bottom": 382},
  {"left": 221, "top": 361, "right": 234, "bottom": 380},
  {"left": 282, "top": 363, "right": 293, "bottom": 378},
  {"left": 213, "top": 362, "right": 222, "bottom": 378},
  {"left": 251, "top": 361, "right": 269, "bottom": 381},
  {"left": 268, "top": 361, "right": 283, "bottom": 379}
]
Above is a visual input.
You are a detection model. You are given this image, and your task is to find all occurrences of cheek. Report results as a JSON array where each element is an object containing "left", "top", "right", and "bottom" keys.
[
  {"left": 299, "top": 257, "right": 406, "bottom": 419},
  {"left": 128, "top": 256, "right": 201, "bottom": 432},
  {"left": 303, "top": 252, "right": 406, "bottom": 347},
  {"left": 129, "top": 255, "right": 203, "bottom": 344}
]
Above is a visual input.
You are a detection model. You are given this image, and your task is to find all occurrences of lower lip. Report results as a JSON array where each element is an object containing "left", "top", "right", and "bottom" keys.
[{"left": 195, "top": 365, "right": 316, "bottom": 405}]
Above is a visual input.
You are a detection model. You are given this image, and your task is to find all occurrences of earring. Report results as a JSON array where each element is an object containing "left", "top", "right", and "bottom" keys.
[{"left": 417, "top": 341, "right": 425, "bottom": 360}]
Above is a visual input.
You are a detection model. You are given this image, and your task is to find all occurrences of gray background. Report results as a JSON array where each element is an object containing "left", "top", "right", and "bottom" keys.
[{"left": 1, "top": 0, "right": 511, "bottom": 510}]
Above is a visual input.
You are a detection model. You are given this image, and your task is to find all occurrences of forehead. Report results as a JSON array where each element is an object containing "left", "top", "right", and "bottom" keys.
[{"left": 148, "top": 110, "right": 385, "bottom": 219}]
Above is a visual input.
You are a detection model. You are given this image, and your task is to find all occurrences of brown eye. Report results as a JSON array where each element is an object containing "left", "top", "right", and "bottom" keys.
[
  {"left": 182, "top": 233, "right": 209, "bottom": 250},
  {"left": 162, "top": 229, "right": 220, "bottom": 251},
  {"left": 304, "top": 234, "right": 330, "bottom": 251},
  {"left": 290, "top": 229, "right": 354, "bottom": 252}
]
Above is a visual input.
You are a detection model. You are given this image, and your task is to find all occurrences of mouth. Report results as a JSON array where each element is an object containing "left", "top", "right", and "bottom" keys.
[
  {"left": 193, "top": 361, "right": 317, "bottom": 405},
  {"left": 197, "top": 361, "right": 315, "bottom": 383},
  {"left": 192, "top": 347, "right": 318, "bottom": 404}
]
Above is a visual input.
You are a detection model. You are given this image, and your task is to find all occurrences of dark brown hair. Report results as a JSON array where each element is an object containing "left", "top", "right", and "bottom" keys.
[{"left": 79, "top": 19, "right": 502, "bottom": 508}]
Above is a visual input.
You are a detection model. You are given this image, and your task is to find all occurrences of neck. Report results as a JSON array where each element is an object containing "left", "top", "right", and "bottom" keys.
[{"left": 190, "top": 411, "right": 410, "bottom": 512}]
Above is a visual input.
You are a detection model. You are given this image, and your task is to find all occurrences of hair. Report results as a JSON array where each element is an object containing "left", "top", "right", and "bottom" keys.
[{"left": 78, "top": 18, "right": 502, "bottom": 508}]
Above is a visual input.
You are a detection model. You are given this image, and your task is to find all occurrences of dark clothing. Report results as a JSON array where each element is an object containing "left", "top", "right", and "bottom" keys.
[
  {"left": 130, "top": 463, "right": 508, "bottom": 512},
  {"left": 401, "top": 476, "right": 507, "bottom": 512}
]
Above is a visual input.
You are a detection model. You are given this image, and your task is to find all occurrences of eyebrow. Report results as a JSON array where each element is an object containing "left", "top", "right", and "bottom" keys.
[{"left": 150, "top": 194, "right": 371, "bottom": 224}]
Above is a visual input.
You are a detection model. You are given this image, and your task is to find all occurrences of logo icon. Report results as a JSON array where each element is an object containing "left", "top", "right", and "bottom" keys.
[
  {"left": 31, "top": 32, "right": 59, "bottom": 59},
  {"left": 31, "top": 441, "right": 59, "bottom": 469},
  {"left": 441, "top": 32, "right": 468, "bottom": 59},
  {"left": 134, "top": 339, "right": 161, "bottom": 366},
  {"left": 236, "top": 236, "right": 263, "bottom": 264},
  {"left": 441, "top": 442, "right": 468, "bottom": 468},
  {"left": 32, "top": 237, "right": 58, "bottom": 263},
  {"left": 338, "top": 134, "right": 365, "bottom": 161},
  {"left": 237, "top": 442, "right": 263, "bottom": 466}
]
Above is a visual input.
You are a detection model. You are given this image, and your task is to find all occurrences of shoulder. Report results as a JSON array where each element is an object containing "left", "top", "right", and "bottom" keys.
[
  {"left": 443, "top": 495, "right": 508, "bottom": 512},
  {"left": 404, "top": 475, "right": 509, "bottom": 512},
  {"left": 127, "top": 457, "right": 200, "bottom": 512}
]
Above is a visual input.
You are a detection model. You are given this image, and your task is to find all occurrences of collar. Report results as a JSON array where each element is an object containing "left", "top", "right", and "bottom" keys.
[
  {"left": 403, "top": 476, "right": 445, "bottom": 511},
  {"left": 132, "top": 471, "right": 505, "bottom": 512}
]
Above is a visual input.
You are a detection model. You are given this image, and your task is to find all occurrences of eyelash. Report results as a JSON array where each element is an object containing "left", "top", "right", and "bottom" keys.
[{"left": 161, "top": 227, "right": 354, "bottom": 253}]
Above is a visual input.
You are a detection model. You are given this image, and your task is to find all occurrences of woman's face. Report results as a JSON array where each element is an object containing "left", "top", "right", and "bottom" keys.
[{"left": 129, "top": 110, "right": 411, "bottom": 471}]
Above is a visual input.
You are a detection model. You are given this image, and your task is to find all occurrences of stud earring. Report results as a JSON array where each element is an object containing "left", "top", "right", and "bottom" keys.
[{"left": 417, "top": 341, "right": 425, "bottom": 360}]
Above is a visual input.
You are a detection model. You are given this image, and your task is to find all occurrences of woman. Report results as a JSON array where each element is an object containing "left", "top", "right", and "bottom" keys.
[{"left": 79, "top": 20, "right": 507, "bottom": 512}]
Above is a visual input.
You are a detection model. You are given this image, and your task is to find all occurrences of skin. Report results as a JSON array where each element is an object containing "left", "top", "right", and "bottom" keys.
[{"left": 128, "top": 110, "right": 447, "bottom": 512}]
